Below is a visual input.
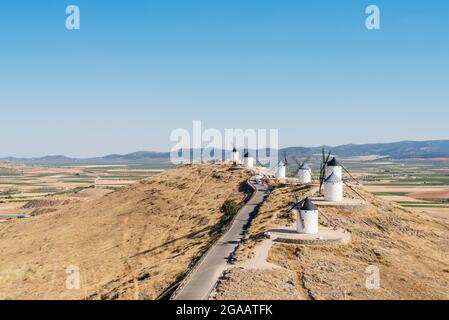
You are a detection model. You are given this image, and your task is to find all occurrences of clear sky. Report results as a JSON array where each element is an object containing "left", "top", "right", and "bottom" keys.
[{"left": 1, "top": 0, "right": 448, "bottom": 157}]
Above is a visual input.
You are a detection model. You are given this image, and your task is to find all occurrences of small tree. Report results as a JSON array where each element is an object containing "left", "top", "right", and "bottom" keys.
[{"left": 219, "top": 200, "right": 239, "bottom": 224}]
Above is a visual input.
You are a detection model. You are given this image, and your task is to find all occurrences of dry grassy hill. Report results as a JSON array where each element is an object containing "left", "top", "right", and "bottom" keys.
[
  {"left": 212, "top": 185, "right": 449, "bottom": 300},
  {"left": 0, "top": 163, "right": 252, "bottom": 300}
]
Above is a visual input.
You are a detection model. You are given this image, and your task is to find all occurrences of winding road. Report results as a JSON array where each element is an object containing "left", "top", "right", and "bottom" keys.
[{"left": 173, "top": 178, "right": 270, "bottom": 300}]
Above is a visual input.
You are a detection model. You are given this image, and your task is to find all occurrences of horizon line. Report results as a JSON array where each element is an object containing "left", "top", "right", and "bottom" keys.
[{"left": 1, "top": 138, "right": 449, "bottom": 159}]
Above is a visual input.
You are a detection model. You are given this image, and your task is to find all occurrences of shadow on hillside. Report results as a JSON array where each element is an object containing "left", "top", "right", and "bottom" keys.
[{"left": 129, "top": 225, "right": 213, "bottom": 259}]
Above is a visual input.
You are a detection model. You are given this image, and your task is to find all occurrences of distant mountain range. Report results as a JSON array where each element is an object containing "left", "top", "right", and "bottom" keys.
[
  {"left": 282, "top": 140, "right": 449, "bottom": 159},
  {"left": 2, "top": 140, "right": 449, "bottom": 164},
  {"left": 0, "top": 151, "right": 171, "bottom": 164}
]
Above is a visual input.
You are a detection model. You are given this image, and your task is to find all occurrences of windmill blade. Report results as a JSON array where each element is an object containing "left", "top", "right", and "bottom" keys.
[
  {"left": 286, "top": 191, "right": 300, "bottom": 213},
  {"left": 342, "top": 180, "right": 366, "bottom": 201},
  {"left": 287, "top": 199, "right": 305, "bottom": 232},
  {"left": 291, "top": 190, "right": 306, "bottom": 229},
  {"left": 319, "top": 150, "right": 332, "bottom": 194},
  {"left": 293, "top": 156, "right": 302, "bottom": 166},
  {"left": 341, "top": 163, "right": 361, "bottom": 185},
  {"left": 319, "top": 160, "right": 326, "bottom": 193},
  {"left": 283, "top": 152, "right": 288, "bottom": 165},
  {"left": 319, "top": 175, "right": 324, "bottom": 194},
  {"left": 292, "top": 191, "right": 308, "bottom": 208},
  {"left": 286, "top": 202, "right": 297, "bottom": 213},
  {"left": 292, "top": 190, "right": 300, "bottom": 204},
  {"left": 301, "top": 155, "right": 312, "bottom": 167},
  {"left": 320, "top": 148, "right": 326, "bottom": 175},
  {"left": 325, "top": 151, "right": 331, "bottom": 163},
  {"left": 291, "top": 157, "right": 301, "bottom": 175}
]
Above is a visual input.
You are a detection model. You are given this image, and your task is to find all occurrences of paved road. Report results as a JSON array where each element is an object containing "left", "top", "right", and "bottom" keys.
[{"left": 173, "top": 179, "right": 270, "bottom": 300}]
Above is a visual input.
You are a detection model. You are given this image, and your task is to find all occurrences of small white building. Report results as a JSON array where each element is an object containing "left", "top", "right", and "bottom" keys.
[
  {"left": 275, "top": 161, "right": 286, "bottom": 179},
  {"left": 325, "top": 157, "right": 342, "bottom": 180},
  {"left": 323, "top": 172, "right": 343, "bottom": 202},
  {"left": 298, "top": 163, "right": 312, "bottom": 184},
  {"left": 296, "top": 197, "right": 319, "bottom": 234},
  {"left": 230, "top": 147, "right": 239, "bottom": 163},
  {"left": 243, "top": 152, "right": 254, "bottom": 168}
]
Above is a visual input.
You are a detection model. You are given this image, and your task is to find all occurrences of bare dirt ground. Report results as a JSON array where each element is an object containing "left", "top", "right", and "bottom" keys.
[
  {"left": 411, "top": 208, "right": 449, "bottom": 220},
  {"left": 212, "top": 184, "right": 449, "bottom": 300},
  {"left": 211, "top": 268, "right": 301, "bottom": 300},
  {"left": 408, "top": 187, "right": 449, "bottom": 199},
  {"left": 364, "top": 186, "right": 449, "bottom": 194},
  {"left": 0, "top": 163, "right": 252, "bottom": 300},
  {"left": 363, "top": 185, "right": 449, "bottom": 220}
]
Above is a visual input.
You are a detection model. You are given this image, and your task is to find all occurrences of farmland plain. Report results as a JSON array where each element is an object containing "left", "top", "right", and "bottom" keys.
[
  {"left": 0, "top": 160, "right": 172, "bottom": 218},
  {"left": 344, "top": 158, "right": 449, "bottom": 219}
]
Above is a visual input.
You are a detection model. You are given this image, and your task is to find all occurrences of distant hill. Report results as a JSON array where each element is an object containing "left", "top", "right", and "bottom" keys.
[
  {"left": 1, "top": 151, "right": 171, "bottom": 164},
  {"left": 2, "top": 140, "right": 449, "bottom": 164},
  {"left": 282, "top": 140, "right": 449, "bottom": 159}
]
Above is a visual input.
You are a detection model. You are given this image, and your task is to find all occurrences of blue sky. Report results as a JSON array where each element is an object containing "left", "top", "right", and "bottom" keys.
[{"left": 1, "top": 0, "right": 448, "bottom": 157}]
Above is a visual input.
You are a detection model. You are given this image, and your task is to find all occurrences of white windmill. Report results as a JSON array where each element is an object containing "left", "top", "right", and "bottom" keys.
[
  {"left": 293, "top": 156, "right": 312, "bottom": 184},
  {"left": 274, "top": 153, "right": 288, "bottom": 179},
  {"left": 243, "top": 151, "right": 254, "bottom": 168},
  {"left": 325, "top": 157, "right": 342, "bottom": 179},
  {"left": 288, "top": 194, "right": 319, "bottom": 235},
  {"left": 319, "top": 148, "right": 364, "bottom": 201},
  {"left": 323, "top": 172, "right": 343, "bottom": 202},
  {"left": 230, "top": 146, "right": 239, "bottom": 164}
]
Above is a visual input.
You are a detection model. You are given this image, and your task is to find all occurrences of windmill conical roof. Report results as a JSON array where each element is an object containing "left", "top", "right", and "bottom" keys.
[
  {"left": 327, "top": 157, "right": 339, "bottom": 166},
  {"left": 324, "top": 172, "right": 341, "bottom": 183},
  {"left": 232, "top": 147, "right": 237, "bottom": 152},
  {"left": 300, "top": 197, "right": 317, "bottom": 211},
  {"left": 244, "top": 152, "right": 249, "bottom": 158}
]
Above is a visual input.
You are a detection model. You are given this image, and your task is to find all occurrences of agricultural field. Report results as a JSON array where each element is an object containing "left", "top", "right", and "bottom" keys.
[
  {"left": 0, "top": 160, "right": 171, "bottom": 218},
  {"left": 344, "top": 158, "right": 449, "bottom": 220}
]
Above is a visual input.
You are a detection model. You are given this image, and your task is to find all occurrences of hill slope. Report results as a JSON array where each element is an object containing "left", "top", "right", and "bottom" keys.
[
  {"left": 0, "top": 164, "right": 251, "bottom": 300},
  {"left": 212, "top": 185, "right": 449, "bottom": 300}
]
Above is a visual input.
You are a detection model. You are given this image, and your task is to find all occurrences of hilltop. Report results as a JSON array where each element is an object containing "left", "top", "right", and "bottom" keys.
[{"left": 0, "top": 163, "right": 252, "bottom": 299}]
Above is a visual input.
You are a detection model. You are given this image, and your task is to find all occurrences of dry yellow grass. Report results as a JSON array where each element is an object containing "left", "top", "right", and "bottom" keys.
[
  {"left": 212, "top": 267, "right": 301, "bottom": 300},
  {"left": 214, "top": 184, "right": 449, "bottom": 300},
  {"left": 0, "top": 163, "right": 251, "bottom": 300}
]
